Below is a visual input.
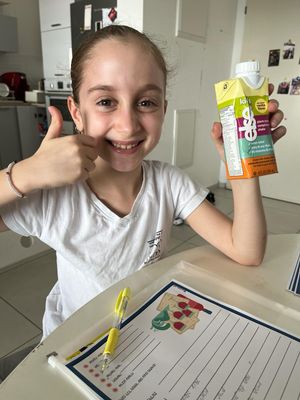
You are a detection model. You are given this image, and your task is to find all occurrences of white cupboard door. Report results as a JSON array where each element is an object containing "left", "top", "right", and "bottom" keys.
[
  {"left": 41, "top": 28, "right": 72, "bottom": 79},
  {"left": 39, "top": 0, "right": 73, "bottom": 32}
]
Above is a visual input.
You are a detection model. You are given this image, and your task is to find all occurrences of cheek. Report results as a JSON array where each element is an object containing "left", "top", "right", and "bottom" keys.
[
  {"left": 81, "top": 111, "right": 108, "bottom": 137},
  {"left": 148, "top": 114, "right": 164, "bottom": 138}
]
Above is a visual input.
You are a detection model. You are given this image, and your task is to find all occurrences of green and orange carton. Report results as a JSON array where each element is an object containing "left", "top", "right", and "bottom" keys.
[{"left": 215, "top": 61, "right": 277, "bottom": 179}]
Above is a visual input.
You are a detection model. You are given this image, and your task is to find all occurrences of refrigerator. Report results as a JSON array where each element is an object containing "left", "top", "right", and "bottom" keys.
[{"left": 71, "top": 0, "right": 117, "bottom": 52}]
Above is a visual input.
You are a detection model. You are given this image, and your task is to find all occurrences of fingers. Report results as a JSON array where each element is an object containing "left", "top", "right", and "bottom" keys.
[
  {"left": 268, "top": 83, "right": 274, "bottom": 96},
  {"left": 83, "top": 158, "right": 97, "bottom": 173},
  {"left": 268, "top": 98, "right": 278, "bottom": 112},
  {"left": 270, "top": 109, "right": 284, "bottom": 128},
  {"left": 271, "top": 125, "right": 287, "bottom": 144},
  {"left": 78, "top": 133, "right": 97, "bottom": 149},
  {"left": 268, "top": 98, "right": 285, "bottom": 130},
  {"left": 210, "top": 122, "right": 222, "bottom": 141},
  {"left": 84, "top": 146, "right": 98, "bottom": 162},
  {"left": 211, "top": 122, "right": 225, "bottom": 161},
  {"left": 267, "top": 83, "right": 286, "bottom": 144},
  {"left": 44, "top": 106, "right": 63, "bottom": 141}
]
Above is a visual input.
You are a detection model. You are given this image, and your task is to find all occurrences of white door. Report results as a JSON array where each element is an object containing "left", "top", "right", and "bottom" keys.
[
  {"left": 239, "top": 0, "right": 300, "bottom": 204},
  {"left": 41, "top": 28, "right": 72, "bottom": 79},
  {"left": 39, "top": 0, "right": 73, "bottom": 32}
]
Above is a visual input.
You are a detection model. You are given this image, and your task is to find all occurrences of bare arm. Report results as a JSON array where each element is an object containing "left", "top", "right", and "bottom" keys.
[
  {"left": 0, "top": 106, "right": 98, "bottom": 228},
  {"left": 186, "top": 88, "right": 286, "bottom": 266},
  {"left": 186, "top": 178, "right": 266, "bottom": 266},
  {"left": 0, "top": 157, "right": 35, "bottom": 232}
]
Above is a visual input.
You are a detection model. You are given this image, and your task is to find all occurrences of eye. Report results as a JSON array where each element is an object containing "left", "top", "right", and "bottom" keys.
[
  {"left": 138, "top": 99, "right": 155, "bottom": 107},
  {"left": 137, "top": 99, "right": 160, "bottom": 112},
  {"left": 96, "top": 98, "right": 113, "bottom": 107}
]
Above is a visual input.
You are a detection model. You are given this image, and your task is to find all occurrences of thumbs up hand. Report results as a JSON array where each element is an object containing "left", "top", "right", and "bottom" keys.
[
  {"left": 43, "top": 105, "right": 64, "bottom": 141},
  {"left": 28, "top": 106, "right": 98, "bottom": 190}
]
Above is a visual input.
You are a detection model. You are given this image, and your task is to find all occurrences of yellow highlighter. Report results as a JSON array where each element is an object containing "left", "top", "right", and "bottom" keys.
[{"left": 101, "top": 287, "right": 131, "bottom": 372}]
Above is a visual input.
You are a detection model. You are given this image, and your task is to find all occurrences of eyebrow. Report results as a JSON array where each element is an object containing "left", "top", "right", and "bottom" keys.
[{"left": 87, "top": 83, "right": 163, "bottom": 95}]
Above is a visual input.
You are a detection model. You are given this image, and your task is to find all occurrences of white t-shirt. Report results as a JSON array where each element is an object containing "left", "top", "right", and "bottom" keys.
[{"left": 1, "top": 160, "right": 208, "bottom": 337}]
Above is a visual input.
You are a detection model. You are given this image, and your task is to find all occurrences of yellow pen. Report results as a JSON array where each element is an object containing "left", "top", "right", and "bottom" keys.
[{"left": 101, "top": 287, "right": 131, "bottom": 372}]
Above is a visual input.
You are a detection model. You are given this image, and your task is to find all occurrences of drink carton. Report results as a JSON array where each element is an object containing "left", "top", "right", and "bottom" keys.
[{"left": 214, "top": 61, "right": 277, "bottom": 179}]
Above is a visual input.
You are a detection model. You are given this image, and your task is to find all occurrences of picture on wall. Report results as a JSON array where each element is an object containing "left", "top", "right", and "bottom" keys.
[
  {"left": 277, "top": 81, "right": 290, "bottom": 94},
  {"left": 283, "top": 39, "right": 295, "bottom": 59},
  {"left": 290, "top": 76, "right": 300, "bottom": 95},
  {"left": 268, "top": 49, "right": 280, "bottom": 66}
]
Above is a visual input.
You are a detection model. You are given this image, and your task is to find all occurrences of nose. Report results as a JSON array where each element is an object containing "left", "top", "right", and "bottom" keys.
[{"left": 114, "top": 105, "right": 140, "bottom": 135}]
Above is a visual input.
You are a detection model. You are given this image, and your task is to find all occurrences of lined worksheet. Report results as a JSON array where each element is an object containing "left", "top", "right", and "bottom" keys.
[{"left": 63, "top": 281, "right": 300, "bottom": 400}]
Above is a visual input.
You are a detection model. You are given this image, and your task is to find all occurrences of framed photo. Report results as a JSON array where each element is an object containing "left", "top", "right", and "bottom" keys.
[
  {"left": 283, "top": 39, "right": 295, "bottom": 60},
  {"left": 277, "top": 81, "right": 290, "bottom": 94},
  {"left": 175, "top": 0, "right": 209, "bottom": 43},
  {"left": 290, "top": 76, "right": 300, "bottom": 95},
  {"left": 268, "top": 49, "right": 280, "bottom": 67}
]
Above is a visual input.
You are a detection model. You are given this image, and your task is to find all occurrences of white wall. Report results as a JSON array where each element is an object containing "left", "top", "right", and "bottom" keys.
[
  {"left": 185, "top": 0, "right": 238, "bottom": 186},
  {"left": 116, "top": 0, "right": 143, "bottom": 31},
  {"left": 240, "top": 0, "right": 300, "bottom": 203},
  {"left": 0, "top": 0, "right": 43, "bottom": 89}
]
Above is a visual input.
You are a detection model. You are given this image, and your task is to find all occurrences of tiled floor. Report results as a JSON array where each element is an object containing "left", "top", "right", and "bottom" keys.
[{"left": 0, "top": 184, "right": 300, "bottom": 382}]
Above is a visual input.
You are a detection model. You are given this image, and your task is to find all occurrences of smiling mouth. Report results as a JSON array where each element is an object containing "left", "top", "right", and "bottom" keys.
[{"left": 108, "top": 140, "right": 142, "bottom": 150}]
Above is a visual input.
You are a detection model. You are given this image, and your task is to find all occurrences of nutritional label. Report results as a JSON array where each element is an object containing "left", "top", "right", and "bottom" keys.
[{"left": 219, "top": 106, "right": 243, "bottom": 176}]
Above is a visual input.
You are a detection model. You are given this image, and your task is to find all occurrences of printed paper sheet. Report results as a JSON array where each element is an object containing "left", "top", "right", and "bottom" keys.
[{"left": 65, "top": 281, "right": 300, "bottom": 400}]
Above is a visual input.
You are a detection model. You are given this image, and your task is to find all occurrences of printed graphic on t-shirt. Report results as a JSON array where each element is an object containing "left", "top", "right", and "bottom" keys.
[{"left": 143, "top": 230, "right": 162, "bottom": 266}]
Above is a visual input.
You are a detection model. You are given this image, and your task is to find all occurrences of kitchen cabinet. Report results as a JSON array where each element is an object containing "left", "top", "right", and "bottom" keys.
[
  {"left": 0, "top": 105, "right": 44, "bottom": 169},
  {"left": 41, "top": 28, "right": 72, "bottom": 79},
  {"left": 17, "top": 106, "right": 44, "bottom": 159},
  {"left": 39, "top": 0, "right": 74, "bottom": 32},
  {"left": 0, "top": 15, "right": 17, "bottom": 52},
  {"left": 0, "top": 107, "right": 22, "bottom": 169}
]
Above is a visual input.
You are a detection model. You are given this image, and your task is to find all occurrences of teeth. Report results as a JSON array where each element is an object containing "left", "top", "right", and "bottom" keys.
[{"left": 111, "top": 142, "right": 138, "bottom": 150}]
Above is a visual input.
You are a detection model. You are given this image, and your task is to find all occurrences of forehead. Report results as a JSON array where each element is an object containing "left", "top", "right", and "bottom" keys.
[{"left": 81, "top": 38, "right": 165, "bottom": 90}]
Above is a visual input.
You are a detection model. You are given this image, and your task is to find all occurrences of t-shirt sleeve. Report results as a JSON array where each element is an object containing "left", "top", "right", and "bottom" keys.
[
  {"left": 166, "top": 164, "right": 209, "bottom": 220},
  {"left": 0, "top": 190, "right": 47, "bottom": 237}
]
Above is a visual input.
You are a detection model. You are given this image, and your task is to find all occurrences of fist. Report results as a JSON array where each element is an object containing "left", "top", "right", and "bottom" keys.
[{"left": 31, "top": 107, "right": 98, "bottom": 189}]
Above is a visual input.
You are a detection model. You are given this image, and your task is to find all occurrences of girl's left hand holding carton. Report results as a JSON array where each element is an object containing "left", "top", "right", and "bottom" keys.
[
  {"left": 211, "top": 83, "right": 287, "bottom": 162},
  {"left": 16, "top": 106, "right": 98, "bottom": 195}
]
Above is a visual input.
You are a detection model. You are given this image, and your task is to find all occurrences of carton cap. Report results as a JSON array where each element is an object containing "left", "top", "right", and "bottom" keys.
[{"left": 235, "top": 61, "right": 260, "bottom": 77}]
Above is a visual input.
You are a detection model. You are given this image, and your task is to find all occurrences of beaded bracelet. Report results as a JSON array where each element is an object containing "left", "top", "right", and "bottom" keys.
[{"left": 6, "top": 161, "right": 26, "bottom": 198}]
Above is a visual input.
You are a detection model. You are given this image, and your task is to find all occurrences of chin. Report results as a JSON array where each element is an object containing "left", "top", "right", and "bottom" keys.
[{"left": 111, "top": 161, "right": 143, "bottom": 173}]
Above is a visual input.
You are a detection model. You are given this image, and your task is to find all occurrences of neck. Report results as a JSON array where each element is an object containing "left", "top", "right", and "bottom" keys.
[
  {"left": 86, "top": 158, "right": 143, "bottom": 216},
  {"left": 89, "top": 158, "right": 143, "bottom": 193}
]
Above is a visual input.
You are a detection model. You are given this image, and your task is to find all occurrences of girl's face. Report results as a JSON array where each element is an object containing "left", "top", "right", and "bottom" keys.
[{"left": 69, "top": 38, "right": 167, "bottom": 173}]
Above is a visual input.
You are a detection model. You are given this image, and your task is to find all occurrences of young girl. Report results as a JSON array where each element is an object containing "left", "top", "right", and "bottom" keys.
[{"left": 0, "top": 25, "right": 286, "bottom": 338}]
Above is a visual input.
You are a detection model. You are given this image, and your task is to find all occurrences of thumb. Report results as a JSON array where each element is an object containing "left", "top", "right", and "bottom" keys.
[
  {"left": 210, "top": 122, "right": 223, "bottom": 145},
  {"left": 211, "top": 121, "right": 225, "bottom": 160},
  {"left": 44, "top": 106, "right": 63, "bottom": 141}
]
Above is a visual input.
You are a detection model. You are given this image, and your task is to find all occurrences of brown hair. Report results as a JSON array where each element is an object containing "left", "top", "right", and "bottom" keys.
[{"left": 71, "top": 25, "right": 169, "bottom": 104}]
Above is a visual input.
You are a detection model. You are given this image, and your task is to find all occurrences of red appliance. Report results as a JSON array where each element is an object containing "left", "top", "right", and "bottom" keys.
[{"left": 0, "top": 72, "right": 29, "bottom": 101}]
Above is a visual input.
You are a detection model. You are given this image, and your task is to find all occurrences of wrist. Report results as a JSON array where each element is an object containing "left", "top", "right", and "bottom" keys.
[
  {"left": 12, "top": 158, "right": 40, "bottom": 195},
  {"left": 230, "top": 176, "right": 260, "bottom": 188}
]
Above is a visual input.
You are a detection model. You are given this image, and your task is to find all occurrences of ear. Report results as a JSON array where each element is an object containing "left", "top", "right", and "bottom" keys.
[{"left": 68, "top": 96, "right": 83, "bottom": 131}]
